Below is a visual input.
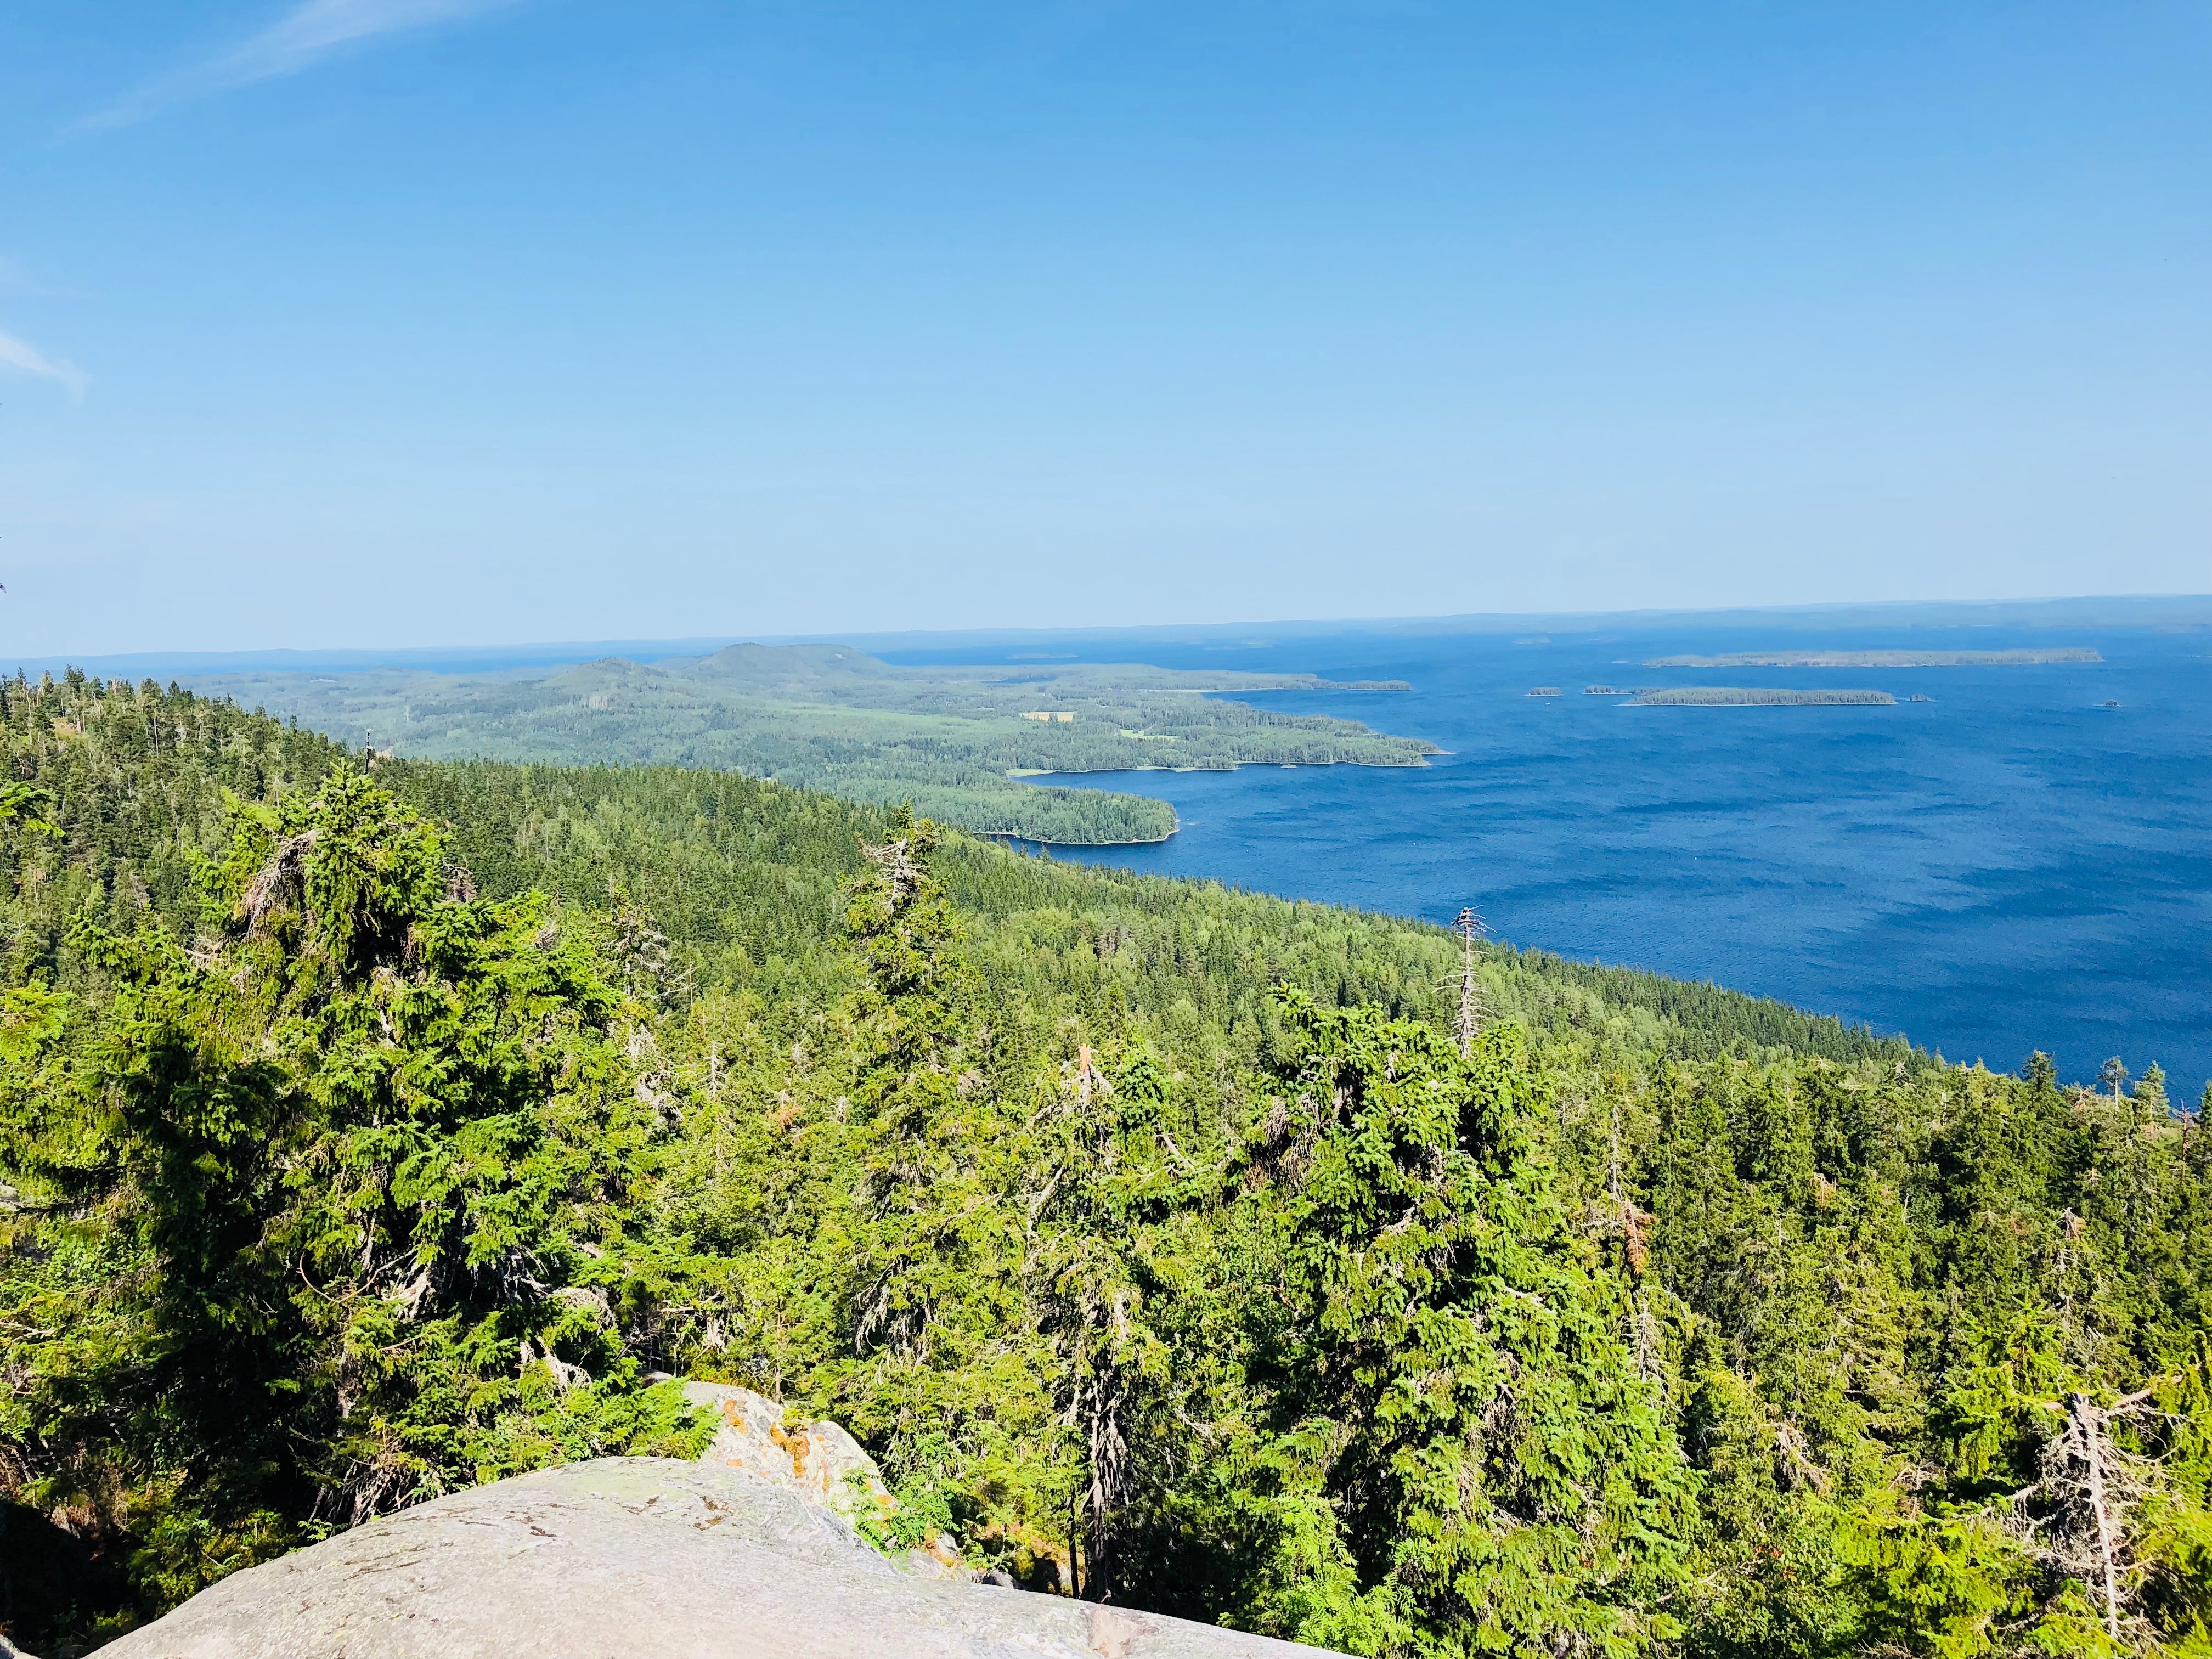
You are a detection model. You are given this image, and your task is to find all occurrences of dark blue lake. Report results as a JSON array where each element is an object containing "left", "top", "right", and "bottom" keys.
[{"left": 920, "top": 625, "right": 2210, "bottom": 1097}]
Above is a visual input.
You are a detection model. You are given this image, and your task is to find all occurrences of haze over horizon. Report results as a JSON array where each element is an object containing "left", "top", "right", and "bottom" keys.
[
  {"left": 4, "top": 2, "right": 2209, "bottom": 655},
  {"left": 8, "top": 592, "right": 2205, "bottom": 681}
]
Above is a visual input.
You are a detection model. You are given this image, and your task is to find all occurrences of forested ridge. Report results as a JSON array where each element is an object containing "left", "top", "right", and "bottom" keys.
[
  {"left": 4, "top": 674, "right": 2207, "bottom": 1659},
  {"left": 178, "top": 643, "right": 1436, "bottom": 846}
]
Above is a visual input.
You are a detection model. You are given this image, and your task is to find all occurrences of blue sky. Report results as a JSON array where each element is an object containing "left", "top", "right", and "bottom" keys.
[{"left": 1, "top": 1, "right": 2207, "bottom": 654}]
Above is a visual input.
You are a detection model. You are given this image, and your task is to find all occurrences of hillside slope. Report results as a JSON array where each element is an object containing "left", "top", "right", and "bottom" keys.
[{"left": 3, "top": 674, "right": 2207, "bottom": 1659}]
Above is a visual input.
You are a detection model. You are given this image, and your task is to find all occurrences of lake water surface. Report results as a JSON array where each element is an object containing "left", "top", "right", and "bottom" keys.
[{"left": 923, "top": 625, "right": 2210, "bottom": 1096}]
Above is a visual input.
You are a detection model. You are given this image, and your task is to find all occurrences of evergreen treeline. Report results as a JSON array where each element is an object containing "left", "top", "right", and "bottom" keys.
[
  {"left": 4, "top": 676, "right": 2207, "bottom": 1659},
  {"left": 382, "top": 758, "right": 1917, "bottom": 1071}
]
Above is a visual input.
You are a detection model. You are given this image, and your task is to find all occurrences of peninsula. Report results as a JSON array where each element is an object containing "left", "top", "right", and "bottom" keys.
[{"left": 177, "top": 644, "right": 1434, "bottom": 845}]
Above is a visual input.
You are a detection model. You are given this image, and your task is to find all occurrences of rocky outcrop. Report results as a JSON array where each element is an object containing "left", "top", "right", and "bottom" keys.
[
  {"left": 683, "top": 1379, "right": 970, "bottom": 1576},
  {"left": 685, "top": 1380, "right": 884, "bottom": 1513},
  {"left": 95, "top": 1457, "right": 1333, "bottom": 1658}
]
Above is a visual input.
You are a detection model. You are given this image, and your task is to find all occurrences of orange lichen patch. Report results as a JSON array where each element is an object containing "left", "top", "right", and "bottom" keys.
[
  {"left": 921, "top": 1531, "right": 964, "bottom": 1571},
  {"left": 768, "top": 1420, "right": 809, "bottom": 1482},
  {"left": 685, "top": 1379, "right": 904, "bottom": 1548},
  {"left": 764, "top": 1418, "right": 862, "bottom": 1503},
  {"left": 707, "top": 1399, "right": 783, "bottom": 1479}
]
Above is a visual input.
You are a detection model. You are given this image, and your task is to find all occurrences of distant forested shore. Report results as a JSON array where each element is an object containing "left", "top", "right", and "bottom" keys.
[
  {"left": 1630, "top": 686, "right": 1897, "bottom": 706},
  {"left": 173, "top": 643, "right": 1433, "bottom": 845},
  {"left": 1641, "top": 648, "right": 2103, "bottom": 668}
]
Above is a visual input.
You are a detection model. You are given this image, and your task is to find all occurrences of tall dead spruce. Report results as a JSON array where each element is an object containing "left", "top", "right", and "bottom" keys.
[
  {"left": 864, "top": 830, "right": 926, "bottom": 910},
  {"left": 2009, "top": 1386, "right": 2159, "bottom": 1640},
  {"left": 1451, "top": 905, "right": 1487, "bottom": 1056}
]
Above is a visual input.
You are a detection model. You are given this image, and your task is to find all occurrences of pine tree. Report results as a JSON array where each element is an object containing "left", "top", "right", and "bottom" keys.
[{"left": 1029, "top": 1045, "right": 1217, "bottom": 1598}]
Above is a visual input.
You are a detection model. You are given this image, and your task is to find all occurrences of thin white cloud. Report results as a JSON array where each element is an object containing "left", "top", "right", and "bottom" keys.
[
  {"left": 81, "top": 0, "right": 528, "bottom": 131},
  {"left": 0, "top": 330, "right": 89, "bottom": 400}
]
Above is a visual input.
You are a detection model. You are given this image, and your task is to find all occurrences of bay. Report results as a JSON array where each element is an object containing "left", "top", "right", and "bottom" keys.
[{"left": 943, "top": 624, "right": 2212, "bottom": 1096}]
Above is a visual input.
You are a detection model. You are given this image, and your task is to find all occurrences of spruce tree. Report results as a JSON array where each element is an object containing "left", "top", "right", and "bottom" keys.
[
  {"left": 825, "top": 808, "right": 1053, "bottom": 1563},
  {"left": 1243, "top": 990, "right": 1694, "bottom": 1658},
  {"left": 1, "top": 771, "right": 698, "bottom": 1614}
]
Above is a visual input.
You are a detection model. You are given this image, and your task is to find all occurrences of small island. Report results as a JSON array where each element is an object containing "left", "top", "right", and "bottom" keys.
[
  {"left": 1629, "top": 687, "right": 1895, "bottom": 707},
  {"left": 1640, "top": 648, "right": 2101, "bottom": 668}
]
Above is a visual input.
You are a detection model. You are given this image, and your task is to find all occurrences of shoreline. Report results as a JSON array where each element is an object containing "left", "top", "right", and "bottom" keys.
[
  {"left": 1006, "top": 754, "right": 1435, "bottom": 780},
  {"left": 991, "top": 751, "right": 1441, "bottom": 847},
  {"left": 980, "top": 827, "right": 1178, "bottom": 848}
]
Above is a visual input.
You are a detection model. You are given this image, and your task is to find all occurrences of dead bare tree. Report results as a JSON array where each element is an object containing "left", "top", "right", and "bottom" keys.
[
  {"left": 236, "top": 828, "right": 319, "bottom": 935},
  {"left": 1451, "top": 905, "right": 1487, "bottom": 1056},
  {"left": 862, "top": 832, "right": 926, "bottom": 910},
  {"left": 2007, "top": 1385, "right": 2160, "bottom": 1641}
]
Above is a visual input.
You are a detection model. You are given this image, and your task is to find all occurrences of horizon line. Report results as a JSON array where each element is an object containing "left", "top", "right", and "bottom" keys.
[{"left": 12, "top": 591, "right": 2211, "bottom": 680}]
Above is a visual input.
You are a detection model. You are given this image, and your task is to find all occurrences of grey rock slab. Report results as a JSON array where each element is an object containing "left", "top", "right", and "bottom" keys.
[{"left": 98, "top": 1458, "right": 1335, "bottom": 1659}]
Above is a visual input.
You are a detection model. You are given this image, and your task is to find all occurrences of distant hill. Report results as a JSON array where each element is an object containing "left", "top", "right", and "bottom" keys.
[
  {"left": 173, "top": 644, "right": 1434, "bottom": 845},
  {"left": 28, "top": 595, "right": 2203, "bottom": 689},
  {"left": 666, "top": 641, "right": 910, "bottom": 692}
]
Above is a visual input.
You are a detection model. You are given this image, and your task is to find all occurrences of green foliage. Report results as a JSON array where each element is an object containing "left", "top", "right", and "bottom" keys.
[
  {"left": 0, "top": 783, "right": 62, "bottom": 841},
  {"left": 376, "top": 757, "right": 1919, "bottom": 1071},
  {"left": 1233, "top": 995, "right": 1692, "bottom": 1656},
  {"left": 0, "top": 711, "right": 706, "bottom": 1647},
  {"left": 4, "top": 675, "right": 2208, "bottom": 1659},
  {"left": 825, "top": 805, "right": 1042, "bottom": 1469}
]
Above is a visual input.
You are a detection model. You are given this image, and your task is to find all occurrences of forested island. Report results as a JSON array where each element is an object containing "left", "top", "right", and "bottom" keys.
[
  {"left": 1641, "top": 650, "right": 2103, "bottom": 668},
  {"left": 1630, "top": 687, "right": 1897, "bottom": 706},
  {"left": 4, "top": 670, "right": 2208, "bottom": 1659},
  {"left": 175, "top": 644, "right": 1432, "bottom": 846}
]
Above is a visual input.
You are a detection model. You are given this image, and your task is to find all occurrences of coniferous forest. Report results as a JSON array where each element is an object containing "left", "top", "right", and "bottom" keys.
[{"left": 3, "top": 673, "right": 2208, "bottom": 1658}]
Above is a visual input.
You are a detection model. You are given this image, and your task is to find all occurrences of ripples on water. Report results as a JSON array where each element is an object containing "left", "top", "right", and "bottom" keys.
[{"left": 921, "top": 625, "right": 2211, "bottom": 1096}]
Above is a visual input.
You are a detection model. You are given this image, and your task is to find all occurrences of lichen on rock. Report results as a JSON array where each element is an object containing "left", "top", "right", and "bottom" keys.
[{"left": 681, "top": 1379, "right": 967, "bottom": 1576}]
